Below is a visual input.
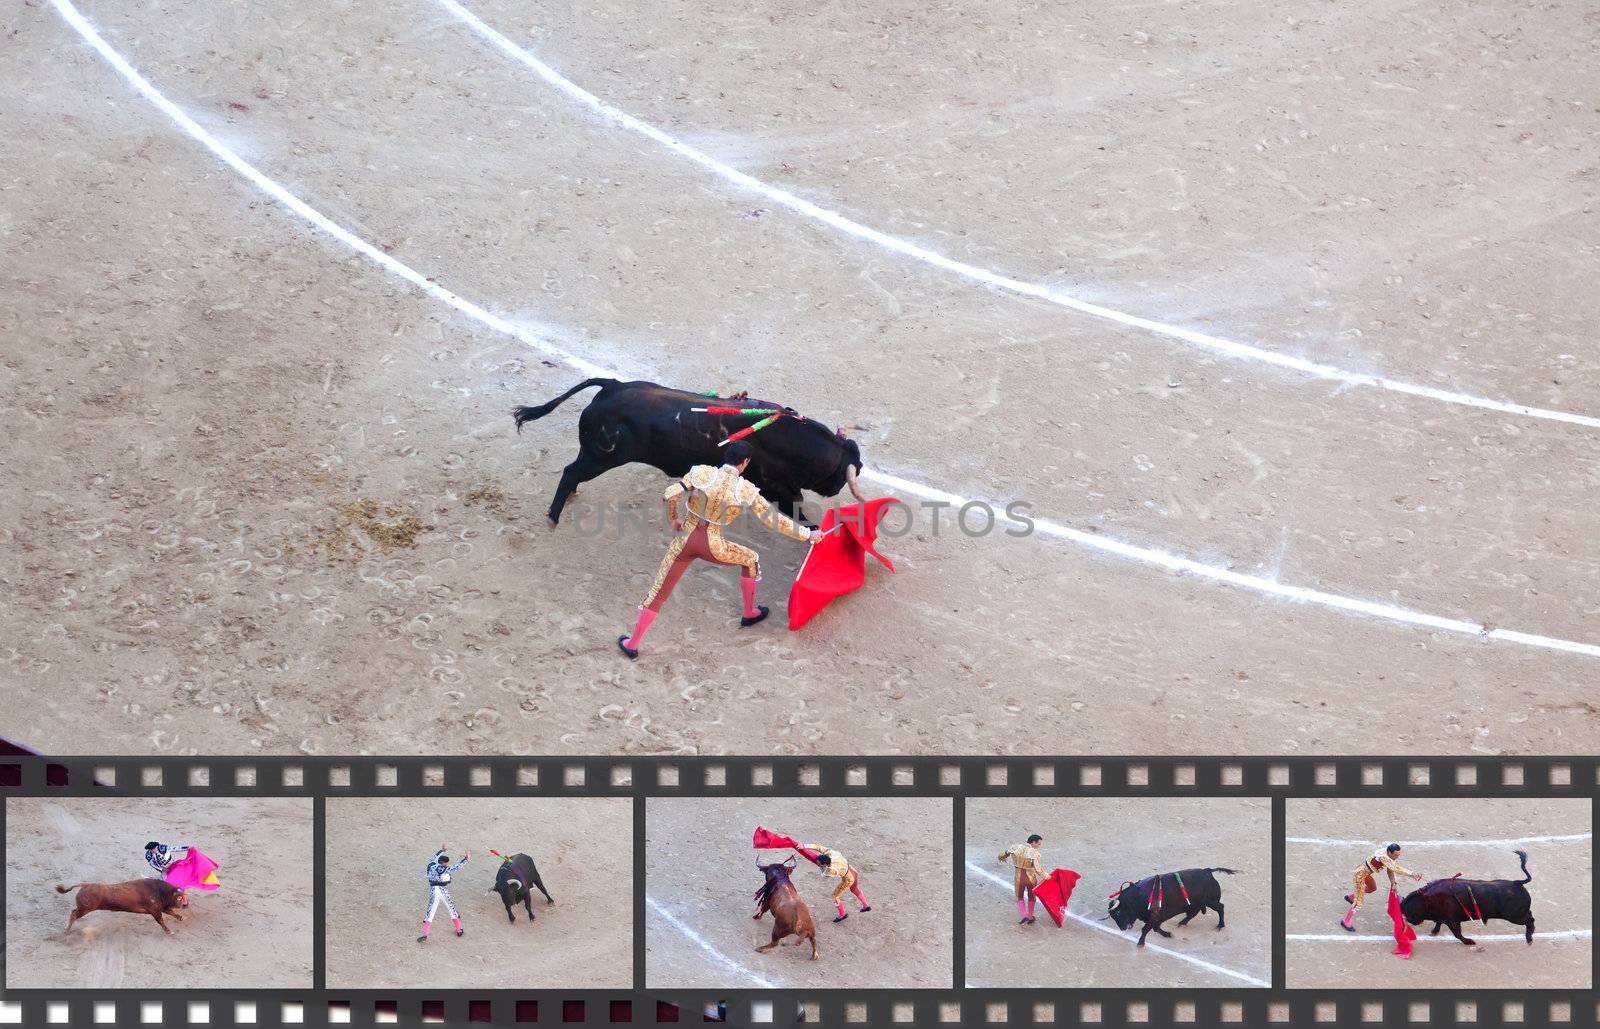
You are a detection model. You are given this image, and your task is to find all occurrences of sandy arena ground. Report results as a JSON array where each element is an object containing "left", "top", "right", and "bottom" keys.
[
  {"left": 324, "top": 796, "right": 632, "bottom": 989},
  {"left": 644, "top": 796, "right": 951, "bottom": 989},
  {"left": 4, "top": 1, "right": 1600, "bottom": 758},
  {"left": 4, "top": 796, "right": 313, "bottom": 989},
  {"left": 964, "top": 797, "right": 1271, "bottom": 988},
  {"left": 1285, "top": 798, "right": 1592, "bottom": 989}
]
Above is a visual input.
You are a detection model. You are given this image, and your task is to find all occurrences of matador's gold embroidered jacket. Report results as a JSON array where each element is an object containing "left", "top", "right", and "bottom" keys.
[
  {"left": 1000, "top": 843, "right": 1046, "bottom": 886},
  {"left": 664, "top": 464, "right": 814, "bottom": 545},
  {"left": 799, "top": 843, "right": 851, "bottom": 879}
]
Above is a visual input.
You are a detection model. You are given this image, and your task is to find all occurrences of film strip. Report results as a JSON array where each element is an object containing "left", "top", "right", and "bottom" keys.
[{"left": 0, "top": 756, "right": 1593, "bottom": 1027}]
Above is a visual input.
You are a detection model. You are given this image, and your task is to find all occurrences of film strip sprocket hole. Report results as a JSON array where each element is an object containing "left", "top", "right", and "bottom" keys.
[{"left": 2, "top": 756, "right": 1595, "bottom": 797}]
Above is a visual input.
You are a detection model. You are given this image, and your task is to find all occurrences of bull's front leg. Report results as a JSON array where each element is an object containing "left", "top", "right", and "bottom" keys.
[
  {"left": 1445, "top": 920, "right": 1475, "bottom": 945},
  {"left": 1137, "top": 920, "right": 1152, "bottom": 946},
  {"left": 1175, "top": 907, "right": 1199, "bottom": 927},
  {"left": 153, "top": 911, "right": 173, "bottom": 934},
  {"left": 1149, "top": 915, "right": 1174, "bottom": 939},
  {"left": 1429, "top": 922, "right": 1443, "bottom": 935},
  {"left": 504, "top": 900, "right": 516, "bottom": 924}
]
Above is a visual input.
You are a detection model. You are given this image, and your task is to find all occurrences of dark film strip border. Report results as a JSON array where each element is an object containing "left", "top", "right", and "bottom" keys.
[
  {"left": 1, "top": 755, "right": 1595, "bottom": 797},
  {"left": 2, "top": 757, "right": 1593, "bottom": 1027},
  {"left": 0, "top": 991, "right": 1592, "bottom": 1027}
]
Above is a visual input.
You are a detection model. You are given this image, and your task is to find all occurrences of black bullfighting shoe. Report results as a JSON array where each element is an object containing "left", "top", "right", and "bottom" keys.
[
  {"left": 833, "top": 912, "right": 848, "bottom": 923},
  {"left": 1339, "top": 919, "right": 1355, "bottom": 932},
  {"left": 740, "top": 606, "right": 771, "bottom": 628},
  {"left": 617, "top": 635, "right": 639, "bottom": 659},
  {"left": 1343, "top": 893, "right": 1354, "bottom": 904},
  {"left": 860, "top": 906, "right": 871, "bottom": 913},
  {"left": 456, "top": 927, "right": 465, "bottom": 937},
  {"left": 417, "top": 935, "right": 428, "bottom": 943}
]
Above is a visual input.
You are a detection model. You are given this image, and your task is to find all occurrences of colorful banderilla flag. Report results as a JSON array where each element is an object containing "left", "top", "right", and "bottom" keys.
[{"left": 164, "top": 848, "right": 221, "bottom": 891}]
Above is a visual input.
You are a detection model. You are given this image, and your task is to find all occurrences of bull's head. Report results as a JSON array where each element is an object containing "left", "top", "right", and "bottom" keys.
[
  {"left": 757, "top": 856, "right": 798, "bottom": 880},
  {"left": 1105, "top": 881, "right": 1139, "bottom": 930},
  {"left": 492, "top": 871, "right": 525, "bottom": 902},
  {"left": 1398, "top": 890, "right": 1426, "bottom": 926}
]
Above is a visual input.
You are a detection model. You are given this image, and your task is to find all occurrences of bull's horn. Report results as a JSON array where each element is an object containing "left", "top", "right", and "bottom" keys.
[{"left": 508, "top": 879, "right": 522, "bottom": 891}]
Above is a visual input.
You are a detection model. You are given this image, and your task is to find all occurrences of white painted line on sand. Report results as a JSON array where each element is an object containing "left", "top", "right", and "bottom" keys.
[
  {"left": 436, "top": 0, "right": 1600, "bottom": 432},
  {"left": 1288, "top": 834, "right": 1591, "bottom": 848},
  {"left": 49, "top": 0, "right": 1600, "bottom": 663},
  {"left": 44, "top": 0, "right": 615, "bottom": 382},
  {"left": 646, "top": 895, "right": 777, "bottom": 989},
  {"left": 1289, "top": 930, "right": 1588, "bottom": 943},
  {"left": 966, "top": 861, "right": 1269, "bottom": 987}
]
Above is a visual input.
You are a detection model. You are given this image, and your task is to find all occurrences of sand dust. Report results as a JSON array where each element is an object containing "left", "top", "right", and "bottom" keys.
[
  {"left": 324, "top": 796, "right": 633, "bottom": 989},
  {"left": 964, "top": 797, "right": 1271, "bottom": 988},
  {"left": 4, "top": 797, "right": 313, "bottom": 989},
  {"left": 644, "top": 796, "right": 951, "bottom": 989},
  {"left": 1285, "top": 798, "right": 1591, "bottom": 989}
]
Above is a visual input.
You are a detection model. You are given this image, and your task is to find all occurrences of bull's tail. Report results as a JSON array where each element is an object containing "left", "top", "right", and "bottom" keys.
[
  {"left": 1207, "top": 868, "right": 1241, "bottom": 876},
  {"left": 512, "top": 378, "right": 617, "bottom": 432},
  {"left": 54, "top": 884, "right": 86, "bottom": 894},
  {"left": 1514, "top": 849, "right": 1532, "bottom": 884}
]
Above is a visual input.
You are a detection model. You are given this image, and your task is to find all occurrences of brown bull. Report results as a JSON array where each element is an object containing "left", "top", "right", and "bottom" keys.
[
  {"left": 752, "top": 857, "right": 817, "bottom": 959},
  {"left": 56, "top": 879, "right": 186, "bottom": 934}
]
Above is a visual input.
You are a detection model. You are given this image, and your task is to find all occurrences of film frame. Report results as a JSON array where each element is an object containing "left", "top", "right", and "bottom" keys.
[{"left": 0, "top": 755, "right": 1593, "bottom": 1027}]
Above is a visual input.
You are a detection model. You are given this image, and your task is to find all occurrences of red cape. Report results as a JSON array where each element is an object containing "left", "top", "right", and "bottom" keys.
[
  {"left": 1033, "top": 868, "right": 1082, "bottom": 928},
  {"left": 789, "top": 498, "right": 902, "bottom": 630},
  {"left": 1388, "top": 887, "right": 1417, "bottom": 958},
  {"left": 753, "top": 827, "right": 820, "bottom": 863}
]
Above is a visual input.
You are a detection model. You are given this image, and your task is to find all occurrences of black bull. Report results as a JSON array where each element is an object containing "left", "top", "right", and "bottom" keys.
[
  {"left": 1107, "top": 867, "right": 1237, "bottom": 946},
  {"left": 1399, "top": 849, "right": 1535, "bottom": 945},
  {"left": 513, "top": 379, "right": 864, "bottom": 524},
  {"left": 490, "top": 853, "right": 554, "bottom": 924}
]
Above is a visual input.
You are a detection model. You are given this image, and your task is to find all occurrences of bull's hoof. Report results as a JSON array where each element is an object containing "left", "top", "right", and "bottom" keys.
[
  {"left": 617, "top": 635, "right": 639, "bottom": 659},
  {"left": 740, "top": 606, "right": 770, "bottom": 628}
]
